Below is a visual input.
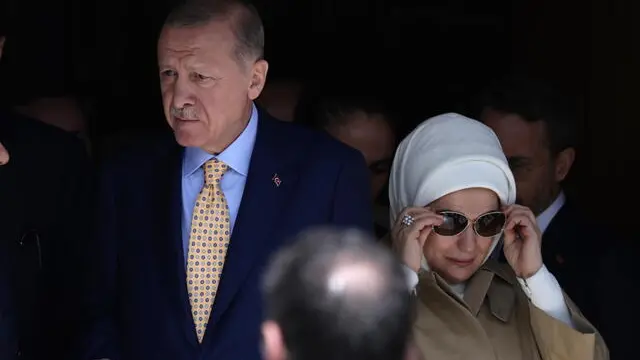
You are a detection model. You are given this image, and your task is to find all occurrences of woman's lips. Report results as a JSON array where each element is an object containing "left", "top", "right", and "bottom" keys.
[{"left": 447, "top": 258, "right": 474, "bottom": 266}]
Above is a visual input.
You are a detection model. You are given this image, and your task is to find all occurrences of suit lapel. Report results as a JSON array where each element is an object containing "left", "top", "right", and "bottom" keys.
[
  {"left": 207, "top": 114, "right": 297, "bottom": 331},
  {"left": 541, "top": 204, "right": 571, "bottom": 272},
  {"left": 149, "top": 140, "right": 199, "bottom": 347}
]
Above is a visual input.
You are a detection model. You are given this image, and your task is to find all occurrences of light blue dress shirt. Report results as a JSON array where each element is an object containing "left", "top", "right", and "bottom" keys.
[{"left": 181, "top": 104, "right": 259, "bottom": 263}]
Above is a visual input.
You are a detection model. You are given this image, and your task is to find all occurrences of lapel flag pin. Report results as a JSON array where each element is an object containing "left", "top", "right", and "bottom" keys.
[{"left": 272, "top": 173, "right": 282, "bottom": 187}]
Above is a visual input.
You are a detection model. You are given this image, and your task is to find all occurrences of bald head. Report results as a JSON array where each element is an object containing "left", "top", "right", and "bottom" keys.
[
  {"left": 327, "top": 260, "right": 385, "bottom": 297},
  {"left": 262, "top": 228, "right": 411, "bottom": 360}
]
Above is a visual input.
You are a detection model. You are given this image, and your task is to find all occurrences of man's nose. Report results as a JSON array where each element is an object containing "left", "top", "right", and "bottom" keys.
[{"left": 171, "top": 77, "right": 196, "bottom": 109}]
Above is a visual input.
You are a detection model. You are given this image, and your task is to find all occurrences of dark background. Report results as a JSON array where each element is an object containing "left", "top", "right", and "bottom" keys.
[{"left": 1, "top": 0, "right": 638, "bottom": 215}]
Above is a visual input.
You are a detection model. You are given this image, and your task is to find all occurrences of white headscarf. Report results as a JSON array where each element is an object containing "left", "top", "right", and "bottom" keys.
[{"left": 389, "top": 113, "right": 516, "bottom": 293}]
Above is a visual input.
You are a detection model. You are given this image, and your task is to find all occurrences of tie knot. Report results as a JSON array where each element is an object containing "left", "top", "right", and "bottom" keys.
[{"left": 203, "top": 158, "right": 228, "bottom": 186}]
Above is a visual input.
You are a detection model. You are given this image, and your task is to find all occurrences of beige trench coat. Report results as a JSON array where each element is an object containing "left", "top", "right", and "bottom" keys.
[{"left": 412, "top": 260, "right": 609, "bottom": 360}]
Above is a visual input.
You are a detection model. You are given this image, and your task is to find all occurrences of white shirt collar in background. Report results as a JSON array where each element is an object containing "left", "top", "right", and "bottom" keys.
[{"left": 536, "top": 191, "right": 566, "bottom": 234}]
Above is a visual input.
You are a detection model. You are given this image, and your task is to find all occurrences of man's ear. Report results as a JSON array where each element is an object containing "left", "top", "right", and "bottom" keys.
[
  {"left": 248, "top": 59, "right": 269, "bottom": 100},
  {"left": 554, "top": 147, "right": 575, "bottom": 182},
  {"left": 261, "top": 320, "right": 286, "bottom": 360}
]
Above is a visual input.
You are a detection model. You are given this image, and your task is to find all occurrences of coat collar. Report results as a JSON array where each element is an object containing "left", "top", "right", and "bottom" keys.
[{"left": 416, "top": 260, "right": 518, "bottom": 323}]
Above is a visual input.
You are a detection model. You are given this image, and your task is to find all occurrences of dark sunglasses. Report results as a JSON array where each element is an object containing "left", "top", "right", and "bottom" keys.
[{"left": 433, "top": 210, "right": 506, "bottom": 237}]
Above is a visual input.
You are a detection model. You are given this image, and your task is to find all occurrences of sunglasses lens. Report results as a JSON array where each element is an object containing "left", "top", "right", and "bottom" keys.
[
  {"left": 475, "top": 212, "right": 506, "bottom": 237},
  {"left": 434, "top": 212, "right": 468, "bottom": 236}
]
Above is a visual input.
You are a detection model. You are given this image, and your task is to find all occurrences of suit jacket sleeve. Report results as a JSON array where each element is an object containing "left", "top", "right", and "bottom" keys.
[
  {"left": 40, "top": 136, "right": 93, "bottom": 358},
  {"left": 330, "top": 149, "right": 374, "bottom": 235},
  {"left": 75, "top": 162, "right": 120, "bottom": 360},
  {"left": 0, "top": 241, "right": 18, "bottom": 360},
  {"left": 592, "top": 242, "right": 637, "bottom": 360},
  {"left": 528, "top": 293, "right": 609, "bottom": 360}
]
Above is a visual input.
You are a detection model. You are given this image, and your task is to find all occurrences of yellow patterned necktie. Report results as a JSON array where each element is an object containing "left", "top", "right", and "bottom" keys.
[{"left": 186, "top": 158, "right": 231, "bottom": 343}]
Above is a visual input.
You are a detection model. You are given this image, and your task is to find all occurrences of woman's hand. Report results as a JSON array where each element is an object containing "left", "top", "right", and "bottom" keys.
[
  {"left": 391, "top": 207, "right": 443, "bottom": 272},
  {"left": 502, "top": 204, "right": 543, "bottom": 278}
]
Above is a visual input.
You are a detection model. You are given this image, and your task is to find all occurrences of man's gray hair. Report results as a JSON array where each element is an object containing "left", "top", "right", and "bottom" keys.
[{"left": 164, "top": 0, "right": 264, "bottom": 64}]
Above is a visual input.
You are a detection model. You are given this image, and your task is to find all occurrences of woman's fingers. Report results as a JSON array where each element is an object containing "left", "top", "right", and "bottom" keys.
[
  {"left": 398, "top": 214, "right": 444, "bottom": 247},
  {"left": 392, "top": 208, "right": 444, "bottom": 272},
  {"left": 503, "top": 204, "right": 536, "bottom": 225},
  {"left": 392, "top": 207, "right": 443, "bottom": 248},
  {"left": 503, "top": 208, "right": 539, "bottom": 246}
]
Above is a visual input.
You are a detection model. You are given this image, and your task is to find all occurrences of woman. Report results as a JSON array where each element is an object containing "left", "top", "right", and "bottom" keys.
[{"left": 390, "top": 113, "right": 608, "bottom": 360}]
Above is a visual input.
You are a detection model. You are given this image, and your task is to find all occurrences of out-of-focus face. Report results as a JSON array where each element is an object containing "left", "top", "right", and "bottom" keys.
[
  {"left": 328, "top": 111, "right": 396, "bottom": 200},
  {"left": 258, "top": 80, "right": 302, "bottom": 121},
  {"left": 423, "top": 188, "right": 500, "bottom": 284},
  {"left": 19, "top": 97, "right": 86, "bottom": 133},
  {"left": 158, "top": 20, "right": 268, "bottom": 153},
  {"left": 481, "top": 108, "right": 570, "bottom": 215},
  {"left": 0, "top": 141, "right": 8, "bottom": 165}
]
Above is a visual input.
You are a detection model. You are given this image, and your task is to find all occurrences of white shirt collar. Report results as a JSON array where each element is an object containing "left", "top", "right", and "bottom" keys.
[{"left": 536, "top": 191, "right": 566, "bottom": 234}]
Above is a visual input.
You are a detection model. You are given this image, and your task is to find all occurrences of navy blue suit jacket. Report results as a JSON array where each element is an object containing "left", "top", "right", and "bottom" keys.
[
  {"left": 83, "top": 112, "right": 373, "bottom": 360},
  {"left": 0, "top": 110, "right": 91, "bottom": 360},
  {"left": 0, "top": 240, "right": 17, "bottom": 360}
]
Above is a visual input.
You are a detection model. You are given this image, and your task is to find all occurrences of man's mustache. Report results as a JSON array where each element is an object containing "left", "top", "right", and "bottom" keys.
[{"left": 170, "top": 106, "right": 198, "bottom": 120}]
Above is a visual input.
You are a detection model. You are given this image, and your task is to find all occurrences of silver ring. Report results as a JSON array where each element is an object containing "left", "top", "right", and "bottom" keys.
[{"left": 401, "top": 214, "right": 415, "bottom": 227}]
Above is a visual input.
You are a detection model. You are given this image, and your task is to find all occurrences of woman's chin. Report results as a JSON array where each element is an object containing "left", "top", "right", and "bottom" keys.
[{"left": 439, "top": 267, "right": 477, "bottom": 284}]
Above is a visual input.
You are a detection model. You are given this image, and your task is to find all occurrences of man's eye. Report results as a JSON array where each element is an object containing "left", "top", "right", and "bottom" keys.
[
  {"left": 192, "top": 73, "right": 212, "bottom": 82},
  {"left": 161, "top": 70, "right": 177, "bottom": 77}
]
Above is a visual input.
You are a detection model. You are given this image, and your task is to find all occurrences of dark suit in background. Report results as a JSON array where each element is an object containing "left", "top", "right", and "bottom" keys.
[
  {"left": 541, "top": 201, "right": 635, "bottom": 360},
  {"left": 81, "top": 111, "right": 373, "bottom": 360},
  {"left": 0, "top": 110, "right": 92, "bottom": 359},
  {"left": 494, "top": 199, "right": 635, "bottom": 359},
  {"left": 0, "top": 239, "right": 18, "bottom": 360}
]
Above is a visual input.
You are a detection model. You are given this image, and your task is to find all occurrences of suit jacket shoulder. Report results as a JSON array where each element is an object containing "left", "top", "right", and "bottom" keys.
[
  {"left": 0, "top": 109, "right": 87, "bottom": 159},
  {"left": 259, "top": 112, "right": 368, "bottom": 167},
  {"left": 101, "top": 112, "right": 368, "bottom": 181}
]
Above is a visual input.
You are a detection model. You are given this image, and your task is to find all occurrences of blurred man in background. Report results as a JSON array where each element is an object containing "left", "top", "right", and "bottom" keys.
[
  {"left": 294, "top": 87, "right": 396, "bottom": 238},
  {"left": 261, "top": 228, "right": 416, "bottom": 360},
  {"left": 0, "top": 8, "right": 92, "bottom": 359}
]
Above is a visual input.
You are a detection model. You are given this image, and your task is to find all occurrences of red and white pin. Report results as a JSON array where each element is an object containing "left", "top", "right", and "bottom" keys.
[{"left": 272, "top": 173, "right": 282, "bottom": 187}]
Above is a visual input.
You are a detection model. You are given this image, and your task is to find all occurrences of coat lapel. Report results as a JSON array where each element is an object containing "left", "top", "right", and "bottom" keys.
[
  {"left": 207, "top": 113, "right": 297, "bottom": 331},
  {"left": 149, "top": 140, "right": 199, "bottom": 347}
]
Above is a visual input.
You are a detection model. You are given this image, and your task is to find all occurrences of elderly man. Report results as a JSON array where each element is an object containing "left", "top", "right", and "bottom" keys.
[
  {"left": 82, "top": 1, "right": 372, "bottom": 360},
  {"left": 261, "top": 228, "right": 416, "bottom": 360}
]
